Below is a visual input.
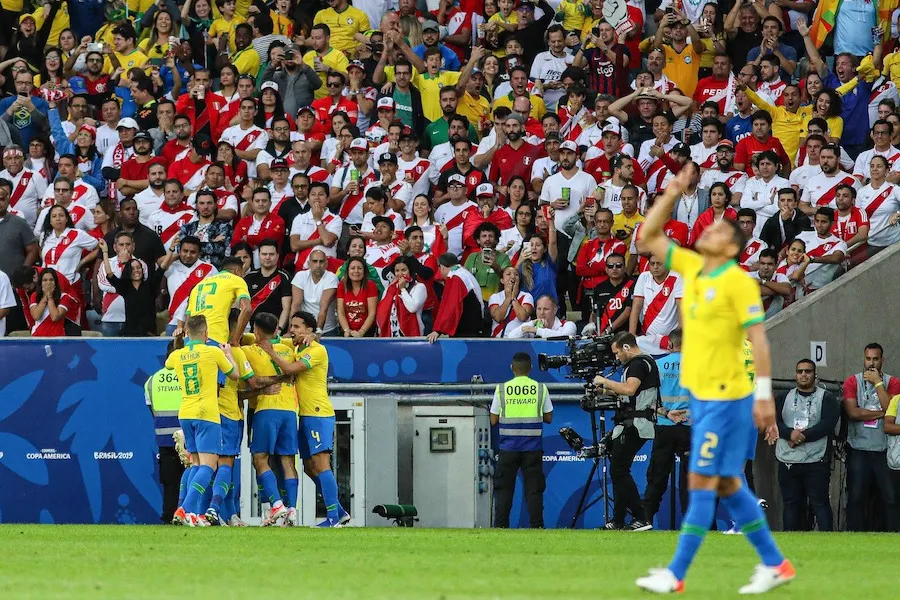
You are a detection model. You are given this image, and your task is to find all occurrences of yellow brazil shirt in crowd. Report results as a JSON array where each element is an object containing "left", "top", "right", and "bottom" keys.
[
  {"left": 612, "top": 212, "right": 644, "bottom": 260},
  {"left": 233, "top": 46, "right": 261, "bottom": 77},
  {"left": 103, "top": 48, "right": 149, "bottom": 82},
  {"left": 218, "top": 345, "right": 254, "bottom": 422},
  {"left": 491, "top": 92, "right": 547, "bottom": 121},
  {"left": 209, "top": 15, "right": 247, "bottom": 53},
  {"left": 29, "top": 0, "right": 69, "bottom": 46},
  {"left": 665, "top": 244, "right": 764, "bottom": 401},
  {"left": 166, "top": 342, "right": 234, "bottom": 423},
  {"left": 456, "top": 90, "right": 491, "bottom": 138},
  {"left": 212, "top": 0, "right": 252, "bottom": 19},
  {"left": 313, "top": 5, "right": 370, "bottom": 56},
  {"left": 243, "top": 339, "right": 299, "bottom": 413},
  {"left": 137, "top": 38, "right": 176, "bottom": 61},
  {"left": 294, "top": 340, "right": 335, "bottom": 418},
  {"left": 414, "top": 71, "right": 461, "bottom": 122},
  {"left": 303, "top": 47, "right": 349, "bottom": 99}
]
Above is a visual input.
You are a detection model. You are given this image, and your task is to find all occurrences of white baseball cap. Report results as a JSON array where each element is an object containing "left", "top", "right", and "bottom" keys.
[
  {"left": 559, "top": 140, "right": 578, "bottom": 152},
  {"left": 349, "top": 138, "right": 368, "bottom": 151},
  {"left": 260, "top": 81, "right": 278, "bottom": 93},
  {"left": 376, "top": 97, "right": 395, "bottom": 110},
  {"left": 116, "top": 118, "right": 139, "bottom": 130},
  {"left": 476, "top": 182, "right": 494, "bottom": 197}
]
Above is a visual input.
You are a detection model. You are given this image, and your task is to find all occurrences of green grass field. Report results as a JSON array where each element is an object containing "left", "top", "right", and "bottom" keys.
[{"left": 0, "top": 526, "right": 892, "bottom": 599}]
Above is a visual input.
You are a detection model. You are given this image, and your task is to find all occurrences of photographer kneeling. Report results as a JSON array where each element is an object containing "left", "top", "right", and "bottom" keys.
[{"left": 594, "top": 331, "right": 660, "bottom": 531}]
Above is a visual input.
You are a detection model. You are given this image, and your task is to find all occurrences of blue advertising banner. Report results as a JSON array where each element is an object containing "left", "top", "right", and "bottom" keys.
[{"left": 0, "top": 339, "right": 684, "bottom": 528}]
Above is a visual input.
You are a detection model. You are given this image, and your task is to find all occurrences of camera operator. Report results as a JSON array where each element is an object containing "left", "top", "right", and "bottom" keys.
[
  {"left": 491, "top": 352, "right": 553, "bottom": 528},
  {"left": 641, "top": 328, "right": 690, "bottom": 526},
  {"left": 593, "top": 331, "right": 660, "bottom": 531}
]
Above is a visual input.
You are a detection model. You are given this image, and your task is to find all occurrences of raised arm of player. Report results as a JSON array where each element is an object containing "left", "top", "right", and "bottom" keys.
[
  {"left": 639, "top": 163, "right": 697, "bottom": 260},
  {"left": 231, "top": 297, "right": 253, "bottom": 347},
  {"left": 746, "top": 322, "right": 776, "bottom": 442}
]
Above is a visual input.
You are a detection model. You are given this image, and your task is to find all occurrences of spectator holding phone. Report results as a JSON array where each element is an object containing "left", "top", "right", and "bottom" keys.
[{"left": 463, "top": 222, "right": 510, "bottom": 302}]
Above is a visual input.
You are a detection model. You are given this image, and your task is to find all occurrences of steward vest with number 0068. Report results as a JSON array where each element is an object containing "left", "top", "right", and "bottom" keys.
[
  {"left": 145, "top": 368, "right": 183, "bottom": 448},
  {"left": 496, "top": 376, "right": 548, "bottom": 452}
]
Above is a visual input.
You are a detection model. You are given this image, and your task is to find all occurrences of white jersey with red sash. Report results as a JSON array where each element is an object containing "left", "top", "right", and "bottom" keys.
[
  {"left": 41, "top": 227, "right": 98, "bottom": 283},
  {"left": 100, "top": 142, "right": 134, "bottom": 200},
  {"left": 868, "top": 76, "right": 900, "bottom": 125},
  {"left": 558, "top": 103, "right": 589, "bottom": 142},
  {"left": 795, "top": 230, "right": 847, "bottom": 290},
  {"left": 597, "top": 278, "right": 636, "bottom": 332},
  {"left": 332, "top": 165, "right": 377, "bottom": 225},
  {"left": 361, "top": 208, "right": 406, "bottom": 234},
  {"left": 365, "top": 241, "right": 402, "bottom": 288},
  {"left": 220, "top": 124, "right": 269, "bottom": 178},
  {"left": 434, "top": 200, "right": 476, "bottom": 258},
  {"left": 148, "top": 203, "right": 197, "bottom": 247},
  {"left": 858, "top": 181, "right": 900, "bottom": 247},
  {"left": 398, "top": 156, "right": 432, "bottom": 199},
  {"left": 788, "top": 163, "right": 822, "bottom": 191},
  {"left": 267, "top": 182, "right": 293, "bottom": 214},
  {"left": 487, "top": 290, "right": 534, "bottom": 337},
  {"left": 165, "top": 259, "right": 215, "bottom": 325},
  {"left": 853, "top": 145, "right": 900, "bottom": 181},
  {"left": 169, "top": 156, "right": 211, "bottom": 191},
  {"left": 739, "top": 236, "right": 768, "bottom": 270},
  {"left": 800, "top": 172, "right": 860, "bottom": 209},
  {"left": 375, "top": 279, "right": 426, "bottom": 337},
  {"left": 2, "top": 168, "right": 42, "bottom": 227},
  {"left": 832, "top": 207, "right": 869, "bottom": 243},
  {"left": 699, "top": 168, "right": 747, "bottom": 195},
  {"left": 40, "top": 179, "right": 99, "bottom": 211},
  {"left": 34, "top": 202, "right": 95, "bottom": 236},
  {"left": 690, "top": 143, "right": 718, "bottom": 169},
  {"left": 290, "top": 210, "right": 343, "bottom": 269},
  {"left": 634, "top": 271, "right": 682, "bottom": 353},
  {"left": 288, "top": 164, "right": 331, "bottom": 187},
  {"left": 29, "top": 290, "right": 76, "bottom": 336},
  {"left": 757, "top": 78, "right": 786, "bottom": 104},
  {"left": 638, "top": 137, "right": 677, "bottom": 173}
]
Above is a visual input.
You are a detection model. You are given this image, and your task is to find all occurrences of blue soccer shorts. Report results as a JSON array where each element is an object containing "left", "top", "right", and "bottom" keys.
[
  {"left": 180, "top": 418, "right": 222, "bottom": 455},
  {"left": 220, "top": 416, "right": 243, "bottom": 457},
  {"left": 250, "top": 409, "right": 299, "bottom": 455},
  {"left": 688, "top": 393, "right": 756, "bottom": 478},
  {"left": 298, "top": 416, "right": 335, "bottom": 459}
]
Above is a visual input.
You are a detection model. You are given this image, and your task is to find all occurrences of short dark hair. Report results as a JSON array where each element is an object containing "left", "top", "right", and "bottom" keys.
[
  {"left": 751, "top": 110, "right": 772, "bottom": 126},
  {"left": 612, "top": 331, "right": 637, "bottom": 349},
  {"left": 254, "top": 311, "right": 279, "bottom": 335},
  {"left": 511, "top": 352, "right": 532, "bottom": 374},
  {"left": 737, "top": 208, "right": 757, "bottom": 222},
  {"left": 438, "top": 253, "right": 460, "bottom": 268},
  {"left": 258, "top": 239, "right": 279, "bottom": 252},
  {"left": 292, "top": 311, "right": 317, "bottom": 329},
  {"left": 777, "top": 188, "right": 797, "bottom": 202},
  {"left": 814, "top": 207, "right": 834, "bottom": 222},
  {"left": 180, "top": 235, "right": 201, "bottom": 250},
  {"left": 759, "top": 248, "right": 778, "bottom": 262},
  {"left": 796, "top": 358, "right": 816, "bottom": 372},
  {"left": 865, "top": 342, "right": 884, "bottom": 356}
]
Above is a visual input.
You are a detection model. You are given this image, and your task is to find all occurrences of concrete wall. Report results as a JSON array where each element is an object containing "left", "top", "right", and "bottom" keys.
[{"left": 766, "top": 243, "right": 900, "bottom": 383}]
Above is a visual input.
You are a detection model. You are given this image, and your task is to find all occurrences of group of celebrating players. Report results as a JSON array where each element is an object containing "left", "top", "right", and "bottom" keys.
[{"left": 164, "top": 256, "right": 347, "bottom": 528}]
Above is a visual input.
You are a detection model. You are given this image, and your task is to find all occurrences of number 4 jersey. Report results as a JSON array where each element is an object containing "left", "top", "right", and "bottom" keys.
[{"left": 185, "top": 271, "right": 251, "bottom": 344}]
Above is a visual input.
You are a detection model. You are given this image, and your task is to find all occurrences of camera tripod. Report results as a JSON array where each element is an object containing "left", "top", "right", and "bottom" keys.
[{"left": 569, "top": 407, "right": 615, "bottom": 529}]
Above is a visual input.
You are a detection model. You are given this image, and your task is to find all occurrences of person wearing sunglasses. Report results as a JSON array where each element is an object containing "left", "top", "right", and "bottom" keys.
[{"left": 774, "top": 359, "right": 839, "bottom": 531}]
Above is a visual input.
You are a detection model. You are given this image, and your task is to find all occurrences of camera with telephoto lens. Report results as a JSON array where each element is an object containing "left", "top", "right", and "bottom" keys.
[{"left": 538, "top": 334, "right": 617, "bottom": 380}]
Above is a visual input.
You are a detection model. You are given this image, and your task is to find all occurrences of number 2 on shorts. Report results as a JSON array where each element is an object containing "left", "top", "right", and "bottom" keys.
[{"left": 700, "top": 432, "right": 718, "bottom": 460}]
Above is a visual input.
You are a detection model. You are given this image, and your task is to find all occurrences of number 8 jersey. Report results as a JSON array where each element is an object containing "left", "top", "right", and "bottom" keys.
[{"left": 165, "top": 342, "right": 235, "bottom": 423}]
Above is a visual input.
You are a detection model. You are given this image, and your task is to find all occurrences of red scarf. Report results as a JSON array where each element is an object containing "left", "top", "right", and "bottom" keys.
[{"left": 375, "top": 281, "right": 421, "bottom": 337}]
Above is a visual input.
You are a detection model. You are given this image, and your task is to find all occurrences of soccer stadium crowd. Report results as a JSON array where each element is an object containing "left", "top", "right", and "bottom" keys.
[{"left": 0, "top": 0, "right": 899, "bottom": 344}]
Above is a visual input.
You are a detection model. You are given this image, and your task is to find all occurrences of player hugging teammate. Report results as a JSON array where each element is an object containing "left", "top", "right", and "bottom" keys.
[{"left": 167, "top": 257, "right": 347, "bottom": 527}]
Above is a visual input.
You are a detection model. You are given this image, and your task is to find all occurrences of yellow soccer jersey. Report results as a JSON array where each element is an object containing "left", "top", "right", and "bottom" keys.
[
  {"left": 29, "top": 1, "right": 69, "bottom": 46},
  {"left": 303, "top": 48, "right": 349, "bottom": 98},
  {"left": 242, "top": 340, "right": 298, "bottom": 412},
  {"left": 294, "top": 341, "right": 334, "bottom": 417},
  {"left": 185, "top": 271, "right": 251, "bottom": 345},
  {"left": 166, "top": 342, "right": 234, "bottom": 423},
  {"left": 743, "top": 340, "right": 755, "bottom": 384},
  {"left": 313, "top": 6, "right": 370, "bottom": 55},
  {"left": 212, "top": 0, "right": 252, "bottom": 19},
  {"left": 102, "top": 49, "right": 149, "bottom": 82},
  {"left": 666, "top": 244, "right": 765, "bottom": 401},
  {"left": 218, "top": 345, "right": 254, "bottom": 421},
  {"left": 209, "top": 16, "right": 248, "bottom": 53}
]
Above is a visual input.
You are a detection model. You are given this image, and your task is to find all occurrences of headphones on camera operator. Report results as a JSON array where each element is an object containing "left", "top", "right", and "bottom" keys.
[{"left": 598, "top": 332, "right": 662, "bottom": 436}]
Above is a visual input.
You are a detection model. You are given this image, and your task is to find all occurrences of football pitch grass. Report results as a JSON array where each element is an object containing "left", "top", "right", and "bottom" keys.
[{"left": 0, "top": 525, "right": 893, "bottom": 599}]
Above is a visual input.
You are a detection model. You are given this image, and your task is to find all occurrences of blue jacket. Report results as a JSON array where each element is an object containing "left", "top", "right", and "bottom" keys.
[
  {"left": 49, "top": 108, "right": 105, "bottom": 192},
  {"left": 412, "top": 44, "right": 461, "bottom": 72}
]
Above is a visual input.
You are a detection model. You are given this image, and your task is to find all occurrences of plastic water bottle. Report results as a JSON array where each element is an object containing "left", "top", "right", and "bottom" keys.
[{"left": 44, "top": 345, "right": 53, "bottom": 357}]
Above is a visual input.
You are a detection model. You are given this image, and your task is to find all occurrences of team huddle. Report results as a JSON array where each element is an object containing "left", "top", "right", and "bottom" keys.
[{"left": 164, "top": 257, "right": 346, "bottom": 527}]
